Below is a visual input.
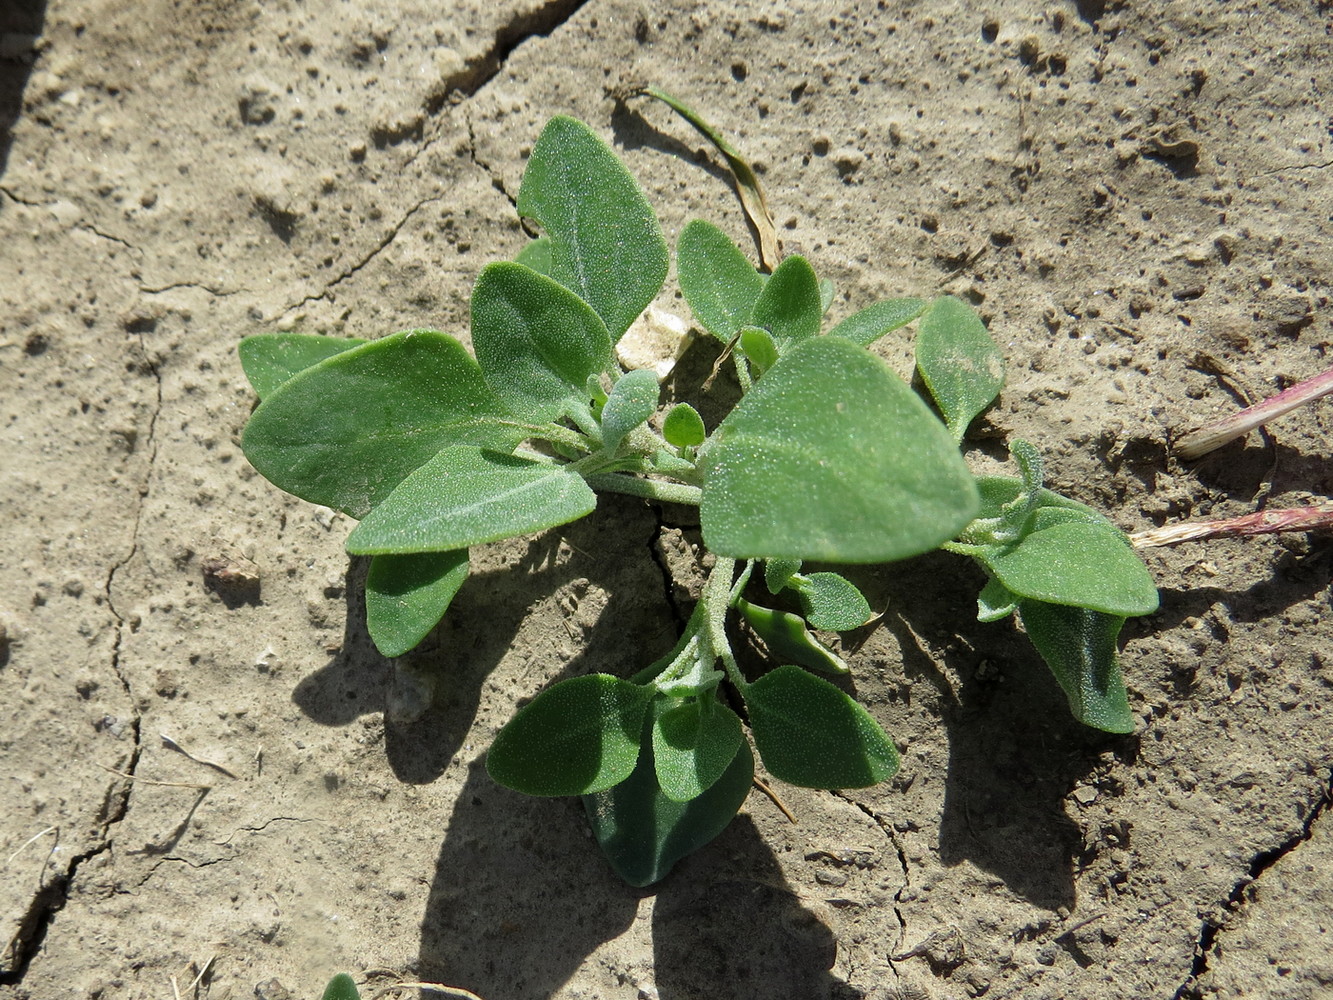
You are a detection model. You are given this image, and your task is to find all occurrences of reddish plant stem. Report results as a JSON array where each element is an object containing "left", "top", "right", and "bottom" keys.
[
  {"left": 1175, "top": 364, "right": 1333, "bottom": 460},
  {"left": 1131, "top": 505, "right": 1333, "bottom": 549}
]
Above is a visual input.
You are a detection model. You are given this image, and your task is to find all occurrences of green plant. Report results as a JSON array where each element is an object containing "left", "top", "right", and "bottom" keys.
[{"left": 238, "top": 113, "right": 1158, "bottom": 885}]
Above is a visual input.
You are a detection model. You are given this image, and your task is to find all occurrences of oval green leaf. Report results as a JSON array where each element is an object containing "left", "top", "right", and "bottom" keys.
[
  {"left": 738, "top": 325, "right": 779, "bottom": 374},
  {"left": 517, "top": 116, "right": 668, "bottom": 340},
  {"left": 677, "top": 219, "right": 766, "bottom": 341},
  {"left": 238, "top": 333, "right": 367, "bottom": 400},
  {"left": 744, "top": 665, "right": 899, "bottom": 789},
  {"left": 915, "top": 296, "right": 1006, "bottom": 442},
  {"left": 750, "top": 254, "right": 822, "bottom": 344},
  {"left": 241, "top": 330, "right": 521, "bottom": 518},
  {"left": 699, "top": 337, "right": 980, "bottom": 562},
  {"left": 601, "top": 368, "right": 661, "bottom": 452},
  {"left": 584, "top": 708, "right": 754, "bottom": 886},
  {"left": 1018, "top": 600, "right": 1135, "bottom": 733},
  {"left": 472, "top": 261, "right": 614, "bottom": 423},
  {"left": 983, "top": 521, "right": 1159, "bottom": 617},
  {"left": 345, "top": 446, "right": 596, "bottom": 555},
  {"left": 365, "top": 550, "right": 469, "bottom": 658},
  {"left": 662, "top": 403, "right": 706, "bottom": 448},
  {"left": 652, "top": 699, "right": 744, "bottom": 802},
  {"left": 917, "top": 293, "right": 1002, "bottom": 442},
  {"left": 487, "top": 674, "right": 654, "bottom": 796},
  {"left": 321, "top": 974, "right": 361, "bottom": 1000},
  {"left": 793, "top": 572, "right": 873, "bottom": 631}
]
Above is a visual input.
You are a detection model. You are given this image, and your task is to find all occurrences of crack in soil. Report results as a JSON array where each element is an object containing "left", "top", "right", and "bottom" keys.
[
  {"left": 1171, "top": 769, "right": 1333, "bottom": 999},
  {"left": 645, "top": 504, "right": 690, "bottom": 634},
  {"left": 0, "top": 332, "right": 164, "bottom": 986},
  {"left": 283, "top": 194, "right": 445, "bottom": 316},
  {"left": 424, "top": 0, "right": 598, "bottom": 115},
  {"left": 836, "top": 794, "right": 912, "bottom": 948}
]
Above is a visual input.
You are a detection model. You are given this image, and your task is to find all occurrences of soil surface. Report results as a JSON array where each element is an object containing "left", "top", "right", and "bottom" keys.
[{"left": 3, "top": 1, "right": 1332, "bottom": 999}]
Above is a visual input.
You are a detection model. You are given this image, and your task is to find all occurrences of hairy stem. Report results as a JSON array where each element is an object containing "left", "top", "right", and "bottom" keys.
[{"left": 584, "top": 473, "right": 702, "bottom": 506}]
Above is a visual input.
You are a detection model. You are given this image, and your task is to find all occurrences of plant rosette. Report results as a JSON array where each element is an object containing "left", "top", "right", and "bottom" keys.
[{"left": 238, "top": 113, "right": 1158, "bottom": 885}]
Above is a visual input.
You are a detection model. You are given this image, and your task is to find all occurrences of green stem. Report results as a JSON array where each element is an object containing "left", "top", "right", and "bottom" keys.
[
  {"left": 498, "top": 420, "right": 592, "bottom": 454},
  {"left": 584, "top": 474, "right": 702, "bottom": 506}
]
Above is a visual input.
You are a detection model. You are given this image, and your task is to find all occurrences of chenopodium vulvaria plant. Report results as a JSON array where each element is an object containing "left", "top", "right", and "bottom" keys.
[{"left": 238, "top": 116, "right": 1158, "bottom": 885}]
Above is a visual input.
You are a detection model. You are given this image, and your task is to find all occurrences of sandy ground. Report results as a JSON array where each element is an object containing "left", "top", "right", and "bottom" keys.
[{"left": 2, "top": 1, "right": 1332, "bottom": 998}]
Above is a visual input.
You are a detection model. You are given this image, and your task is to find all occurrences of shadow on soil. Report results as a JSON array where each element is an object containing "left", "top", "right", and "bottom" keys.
[
  {"left": 416, "top": 757, "right": 841, "bottom": 1000},
  {"left": 0, "top": 2, "right": 46, "bottom": 182}
]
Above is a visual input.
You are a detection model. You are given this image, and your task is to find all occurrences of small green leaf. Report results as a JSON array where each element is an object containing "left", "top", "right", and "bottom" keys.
[
  {"left": 736, "top": 599, "right": 847, "bottom": 675},
  {"left": 744, "top": 665, "right": 899, "bottom": 788},
  {"left": 738, "top": 326, "right": 779, "bottom": 374},
  {"left": 517, "top": 116, "right": 668, "bottom": 339},
  {"left": 977, "top": 576, "right": 1019, "bottom": 622},
  {"left": 662, "top": 403, "right": 706, "bottom": 448},
  {"left": 1018, "top": 600, "right": 1134, "bottom": 733},
  {"left": 365, "top": 550, "right": 469, "bottom": 658},
  {"left": 584, "top": 705, "right": 754, "bottom": 886},
  {"left": 238, "top": 333, "right": 368, "bottom": 400},
  {"left": 792, "top": 572, "right": 873, "bottom": 630},
  {"left": 916, "top": 296, "right": 1005, "bottom": 442},
  {"left": 241, "top": 331, "right": 521, "bottom": 519},
  {"left": 700, "top": 337, "right": 980, "bottom": 562},
  {"left": 750, "top": 255, "right": 822, "bottom": 344},
  {"left": 321, "top": 974, "right": 361, "bottom": 1000},
  {"left": 487, "top": 674, "right": 654, "bottom": 795},
  {"left": 601, "top": 369, "right": 661, "bottom": 452},
  {"left": 345, "top": 446, "right": 596, "bottom": 555},
  {"left": 677, "top": 219, "right": 765, "bottom": 341},
  {"left": 982, "top": 521, "right": 1159, "bottom": 617},
  {"left": 514, "top": 236, "right": 556, "bottom": 277},
  {"left": 764, "top": 558, "right": 802, "bottom": 594},
  {"left": 653, "top": 699, "right": 744, "bottom": 802},
  {"left": 826, "top": 298, "right": 928, "bottom": 347},
  {"left": 472, "top": 261, "right": 614, "bottom": 423}
]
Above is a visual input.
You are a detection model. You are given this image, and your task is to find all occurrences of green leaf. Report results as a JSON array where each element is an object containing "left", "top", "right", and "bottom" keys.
[
  {"left": 514, "top": 236, "right": 556, "bottom": 277},
  {"left": 238, "top": 333, "right": 368, "bottom": 400},
  {"left": 601, "top": 369, "right": 661, "bottom": 452},
  {"left": 487, "top": 674, "right": 654, "bottom": 796},
  {"left": 827, "top": 298, "right": 928, "bottom": 347},
  {"left": 977, "top": 576, "right": 1019, "bottom": 622},
  {"left": 241, "top": 330, "right": 521, "bottom": 519},
  {"left": 738, "top": 326, "right": 779, "bottom": 374},
  {"left": 819, "top": 278, "right": 836, "bottom": 315},
  {"left": 744, "top": 665, "right": 899, "bottom": 788},
  {"left": 662, "top": 403, "right": 706, "bottom": 448},
  {"left": 517, "top": 116, "right": 668, "bottom": 339},
  {"left": 982, "top": 521, "right": 1159, "bottom": 617},
  {"left": 915, "top": 296, "right": 1005, "bottom": 441},
  {"left": 584, "top": 705, "right": 754, "bottom": 886},
  {"left": 764, "top": 558, "right": 802, "bottom": 594},
  {"left": 699, "top": 337, "right": 980, "bottom": 562},
  {"left": 792, "top": 572, "right": 873, "bottom": 630},
  {"left": 653, "top": 699, "right": 744, "bottom": 802},
  {"left": 321, "top": 974, "right": 361, "bottom": 1000},
  {"left": 677, "top": 219, "right": 765, "bottom": 341},
  {"left": 471, "top": 262, "right": 614, "bottom": 423},
  {"left": 749, "top": 255, "right": 822, "bottom": 344},
  {"left": 736, "top": 598, "right": 847, "bottom": 675},
  {"left": 365, "top": 550, "right": 469, "bottom": 658},
  {"left": 345, "top": 446, "right": 596, "bottom": 555},
  {"left": 1018, "top": 600, "right": 1134, "bottom": 733}
]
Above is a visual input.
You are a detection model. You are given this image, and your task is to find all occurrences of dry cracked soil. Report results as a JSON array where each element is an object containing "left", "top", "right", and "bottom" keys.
[{"left": 2, "top": 1, "right": 1333, "bottom": 999}]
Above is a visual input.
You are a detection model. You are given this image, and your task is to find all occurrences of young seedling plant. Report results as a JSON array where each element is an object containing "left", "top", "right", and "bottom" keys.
[{"left": 238, "top": 113, "right": 1159, "bottom": 886}]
